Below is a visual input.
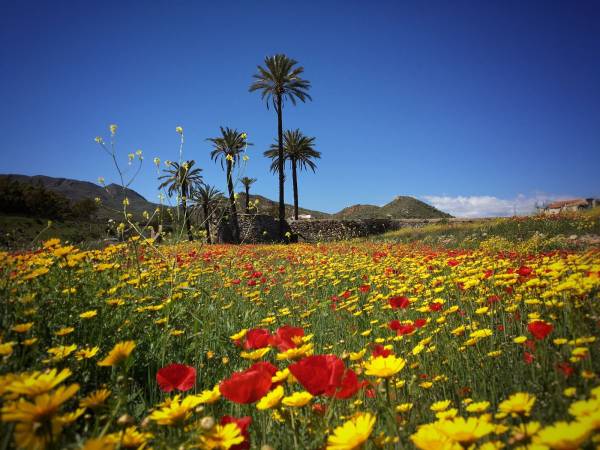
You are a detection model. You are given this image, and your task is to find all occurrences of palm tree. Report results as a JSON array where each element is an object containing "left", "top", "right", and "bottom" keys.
[
  {"left": 264, "top": 129, "right": 321, "bottom": 220},
  {"left": 158, "top": 160, "right": 203, "bottom": 241},
  {"left": 207, "top": 127, "right": 252, "bottom": 243},
  {"left": 249, "top": 54, "right": 311, "bottom": 238},
  {"left": 192, "top": 183, "right": 223, "bottom": 244},
  {"left": 240, "top": 177, "right": 257, "bottom": 213}
]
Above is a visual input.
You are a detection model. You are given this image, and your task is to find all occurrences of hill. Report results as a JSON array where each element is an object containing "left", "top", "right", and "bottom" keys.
[
  {"left": 333, "top": 196, "right": 451, "bottom": 219},
  {"left": 235, "top": 193, "right": 331, "bottom": 219},
  {"left": 0, "top": 174, "right": 159, "bottom": 219}
]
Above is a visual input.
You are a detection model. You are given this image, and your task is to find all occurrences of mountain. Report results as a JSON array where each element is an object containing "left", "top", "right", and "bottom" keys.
[
  {"left": 235, "top": 193, "right": 331, "bottom": 219},
  {"left": 0, "top": 174, "right": 159, "bottom": 219},
  {"left": 333, "top": 196, "right": 451, "bottom": 219}
]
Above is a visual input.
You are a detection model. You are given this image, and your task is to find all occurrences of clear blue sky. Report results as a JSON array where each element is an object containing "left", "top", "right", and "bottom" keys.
[{"left": 1, "top": 0, "right": 599, "bottom": 217}]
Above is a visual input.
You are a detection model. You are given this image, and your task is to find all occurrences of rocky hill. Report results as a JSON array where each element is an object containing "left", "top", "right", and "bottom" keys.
[{"left": 334, "top": 196, "right": 451, "bottom": 219}]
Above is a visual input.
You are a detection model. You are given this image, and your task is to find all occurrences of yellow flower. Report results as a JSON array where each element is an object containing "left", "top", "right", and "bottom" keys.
[
  {"left": 81, "top": 436, "right": 116, "bottom": 450},
  {"left": 97, "top": 341, "right": 136, "bottom": 367},
  {"left": 513, "top": 336, "right": 528, "bottom": 344},
  {"left": 106, "top": 426, "right": 153, "bottom": 449},
  {"left": 349, "top": 349, "right": 367, "bottom": 361},
  {"left": 363, "top": 355, "right": 406, "bottom": 378},
  {"left": 466, "top": 401, "right": 490, "bottom": 413},
  {"left": 276, "top": 343, "right": 314, "bottom": 360},
  {"left": 196, "top": 385, "right": 221, "bottom": 404},
  {"left": 534, "top": 421, "right": 591, "bottom": 450},
  {"left": 435, "top": 416, "right": 494, "bottom": 446},
  {"left": 411, "top": 423, "right": 462, "bottom": 450},
  {"left": 176, "top": 126, "right": 183, "bottom": 134},
  {"left": 229, "top": 329, "right": 247, "bottom": 340},
  {"left": 396, "top": 403, "right": 413, "bottom": 413},
  {"left": 256, "top": 385, "right": 284, "bottom": 410},
  {"left": 109, "top": 124, "right": 117, "bottom": 135},
  {"left": 7, "top": 368, "right": 72, "bottom": 397},
  {"left": 1, "top": 383, "right": 79, "bottom": 423},
  {"left": 0, "top": 341, "right": 16, "bottom": 356},
  {"left": 55, "top": 327, "right": 75, "bottom": 336},
  {"left": 76, "top": 346, "right": 100, "bottom": 360},
  {"left": 80, "top": 389, "right": 111, "bottom": 410},
  {"left": 498, "top": 392, "right": 536, "bottom": 417},
  {"left": 149, "top": 394, "right": 202, "bottom": 426},
  {"left": 436, "top": 408, "right": 458, "bottom": 420},
  {"left": 79, "top": 310, "right": 98, "bottom": 319},
  {"left": 431, "top": 400, "right": 452, "bottom": 412},
  {"left": 11, "top": 323, "right": 33, "bottom": 333},
  {"left": 198, "top": 422, "right": 243, "bottom": 450},
  {"left": 282, "top": 391, "right": 313, "bottom": 407},
  {"left": 45, "top": 344, "right": 77, "bottom": 363},
  {"left": 568, "top": 398, "right": 600, "bottom": 418},
  {"left": 327, "top": 412, "right": 376, "bottom": 450},
  {"left": 240, "top": 347, "right": 270, "bottom": 360}
]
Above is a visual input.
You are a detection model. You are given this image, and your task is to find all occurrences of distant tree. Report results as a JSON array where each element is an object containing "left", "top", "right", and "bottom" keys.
[
  {"left": 158, "top": 160, "right": 203, "bottom": 241},
  {"left": 249, "top": 54, "right": 311, "bottom": 237},
  {"left": 207, "top": 127, "right": 252, "bottom": 243},
  {"left": 264, "top": 129, "right": 320, "bottom": 220},
  {"left": 71, "top": 198, "right": 99, "bottom": 221},
  {"left": 240, "top": 177, "right": 257, "bottom": 213},
  {"left": 192, "top": 183, "right": 223, "bottom": 244}
]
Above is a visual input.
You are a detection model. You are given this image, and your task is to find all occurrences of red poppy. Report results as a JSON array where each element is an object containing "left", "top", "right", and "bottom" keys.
[
  {"left": 414, "top": 319, "right": 427, "bottom": 328},
  {"left": 156, "top": 363, "right": 196, "bottom": 392},
  {"left": 556, "top": 361, "right": 574, "bottom": 378},
  {"left": 372, "top": 344, "right": 392, "bottom": 358},
  {"left": 487, "top": 295, "right": 500, "bottom": 304},
  {"left": 220, "top": 416, "right": 252, "bottom": 450},
  {"left": 429, "top": 302, "right": 443, "bottom": 312},
  {"left": 327, "top": 368, "right": 362, "bottom": 399},
  {"left": 528, "top": 321, "right": 553, "bottom": 340},
  {"left": 359, "top": 284, "right": 371, "bottom": 293},
  {"left": 219, "top": 362, "right": 277, "bottom": 404},
  {"left": 389, "top": 296, "right": 410, "bottom": 309},
  {"left": 390, "top": 321, "right": 415, "bottom": 336},
  {"left": 523, "top": 352, "right": 535, "bottom": 364},
  {"left": 447, "top": 259, "right": 459, "bottom": 267},
  {"left": 289, "top": 355, "right": 347, "bottom": 396},
  {"left": 517, "top": 266, "right": 533, "bottom": 277},
  {"left": 270, "top": 326, "right": 304, "bottom": 352},
  {"left": 243, "top": 328, "right": 272, "bottom": 350}
]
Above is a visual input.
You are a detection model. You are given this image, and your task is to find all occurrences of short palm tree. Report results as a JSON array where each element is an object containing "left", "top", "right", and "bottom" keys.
[
  {"left": 192, "top": 183, "right": 223, "bottom": 244},
  {"left": 207, "top": 127, "right": 252, "bottom": 243},
  {"left": 158, "top": 160, "right": 203, "bottom": 241},
  {"left": 249, "top": 54, "right": 311, "bottom": 237},
  {"left": 264, "top": 129, "right": 320, "bottom": 220},
  {"left": 240, "top": 177, "right": 257, "bottom": 213}
]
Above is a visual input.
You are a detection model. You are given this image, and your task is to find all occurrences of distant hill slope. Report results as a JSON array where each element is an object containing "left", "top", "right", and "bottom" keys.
[
  {"left": 334, "top": 196, "right": 452, "bottom": 219},
  {"left": 236, "top": 193, "right": 331, "bottom": 219},
  {"left": 0, "top": 174, "right": 159, "bottom": 218}
]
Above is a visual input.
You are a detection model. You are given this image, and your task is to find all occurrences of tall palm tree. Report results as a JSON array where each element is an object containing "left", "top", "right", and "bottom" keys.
[
  {"left": 192, "top": 183, "right": 223, "bottom": 244},
  {"left": 264, "top": 129, "right": 321, "bottom": 220},
  {"left": 240, "top": 177, "right": 257, "bottom": 213},
  {"left": 249, "top": 54, "right": 311, "bottom": 238},
  {"left": 207, "top": 127, "right": 252, "bottom": 243},
  {"left": 158, "top": 160, "right": 203, "bottom": 241}
]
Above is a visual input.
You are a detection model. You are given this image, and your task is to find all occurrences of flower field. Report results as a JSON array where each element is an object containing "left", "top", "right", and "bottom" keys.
[{"left": 1, "top": 237, "right": 600, "bottom": 449}]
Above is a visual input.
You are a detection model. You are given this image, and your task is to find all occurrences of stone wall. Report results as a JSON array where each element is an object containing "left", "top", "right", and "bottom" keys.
[{"left": 216, "top": 216, "right": 489, "bottom": 244}]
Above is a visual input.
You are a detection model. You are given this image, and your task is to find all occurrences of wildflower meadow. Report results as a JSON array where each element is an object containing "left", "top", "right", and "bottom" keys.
[{"left": 1, "top": 233, "right": 599, "bottom": 449}]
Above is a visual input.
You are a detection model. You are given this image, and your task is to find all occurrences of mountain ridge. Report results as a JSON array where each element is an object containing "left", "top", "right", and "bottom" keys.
[{"left": 0, "top": 174, "right": 452, "bottom": 219}]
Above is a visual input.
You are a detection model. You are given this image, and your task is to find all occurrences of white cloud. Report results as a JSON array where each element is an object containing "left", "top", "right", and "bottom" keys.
[{"left": 421, "top": 194, "right": 570, "bottom": 218}]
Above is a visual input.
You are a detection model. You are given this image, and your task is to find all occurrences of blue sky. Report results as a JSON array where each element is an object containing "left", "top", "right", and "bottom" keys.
[{"left": 1, "top": 0, "right": 599, "bottom": 217}]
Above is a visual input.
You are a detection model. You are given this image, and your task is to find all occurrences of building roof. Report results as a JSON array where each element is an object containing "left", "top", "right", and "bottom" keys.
[{"left": 546, "top": 199, "right": 588, "bottom": 209}]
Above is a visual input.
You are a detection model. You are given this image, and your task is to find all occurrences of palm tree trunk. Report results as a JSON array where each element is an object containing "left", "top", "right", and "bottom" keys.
[
  {"left": 292, "top": 158, "right": 299, "bottom": 220},
  {"left": 202, "top": 203, "right": 212, "bottom": 244},
  {"left": 276, "top": 93, "right": 285, "bottom": 239},
  {"left": 182, "top": 181, "right": 193, "bottom": 241},
  {"left": 245, "top": 186, "right": 250, "bottom": 213},
  {"left": 226, "top": 159, "right": 240, "bottom": 243}
]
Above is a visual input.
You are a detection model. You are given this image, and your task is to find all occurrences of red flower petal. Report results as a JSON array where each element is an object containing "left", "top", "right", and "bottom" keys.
[{"left": 156, "top": 363, "right": 196, "bottom": 392}]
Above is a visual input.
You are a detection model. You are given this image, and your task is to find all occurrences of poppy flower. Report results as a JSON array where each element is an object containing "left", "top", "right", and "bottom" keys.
[
  {"left": 414, "top": 319, "right": 427, "bottom": 328},
  {"left": 270, "top": 326, "right": 304, "bottom": 352},
  {"left": 372, "top": 345, "right": 392, "bottom": 358},
  {"left": 288, "top": 355, "right": 358, "bottom": 397},
  {"left": 448, "top": 259, "right": 459, "bottom": 267},
  {"left": 389, "top": 296, "right": 410, "bottom": 309},
  {"left": 528, "top": 321, "right": 553, "bottom": 340},
  {"left": 156, "top": 363, "right": 196, "bottom": 392},
  {"left": 243, "top": 328, "right": 272, "bottom": 350},
  {"left": 429, "top": 302, "right": 443, "bottom": 312},
  {"left": 219, "top": 362, "right": 277, "bottom": 404},
  {"left": 517, "top": 266, "right": 533, "bottom": 277},
  {"left": 523, "top": 352, "right": 535, "bottom": 364},
  {"left": 220, "top": 415, "right": 252, "bottom": 450},
  {"left": 556, "top": 362, "right": 574, "bottom": 378},
  {"left": 327, "top": 368, "right": 362, "bottom": 399},
  {"left": 359, "top": 284, "right": 371, "bottom": 293}
]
